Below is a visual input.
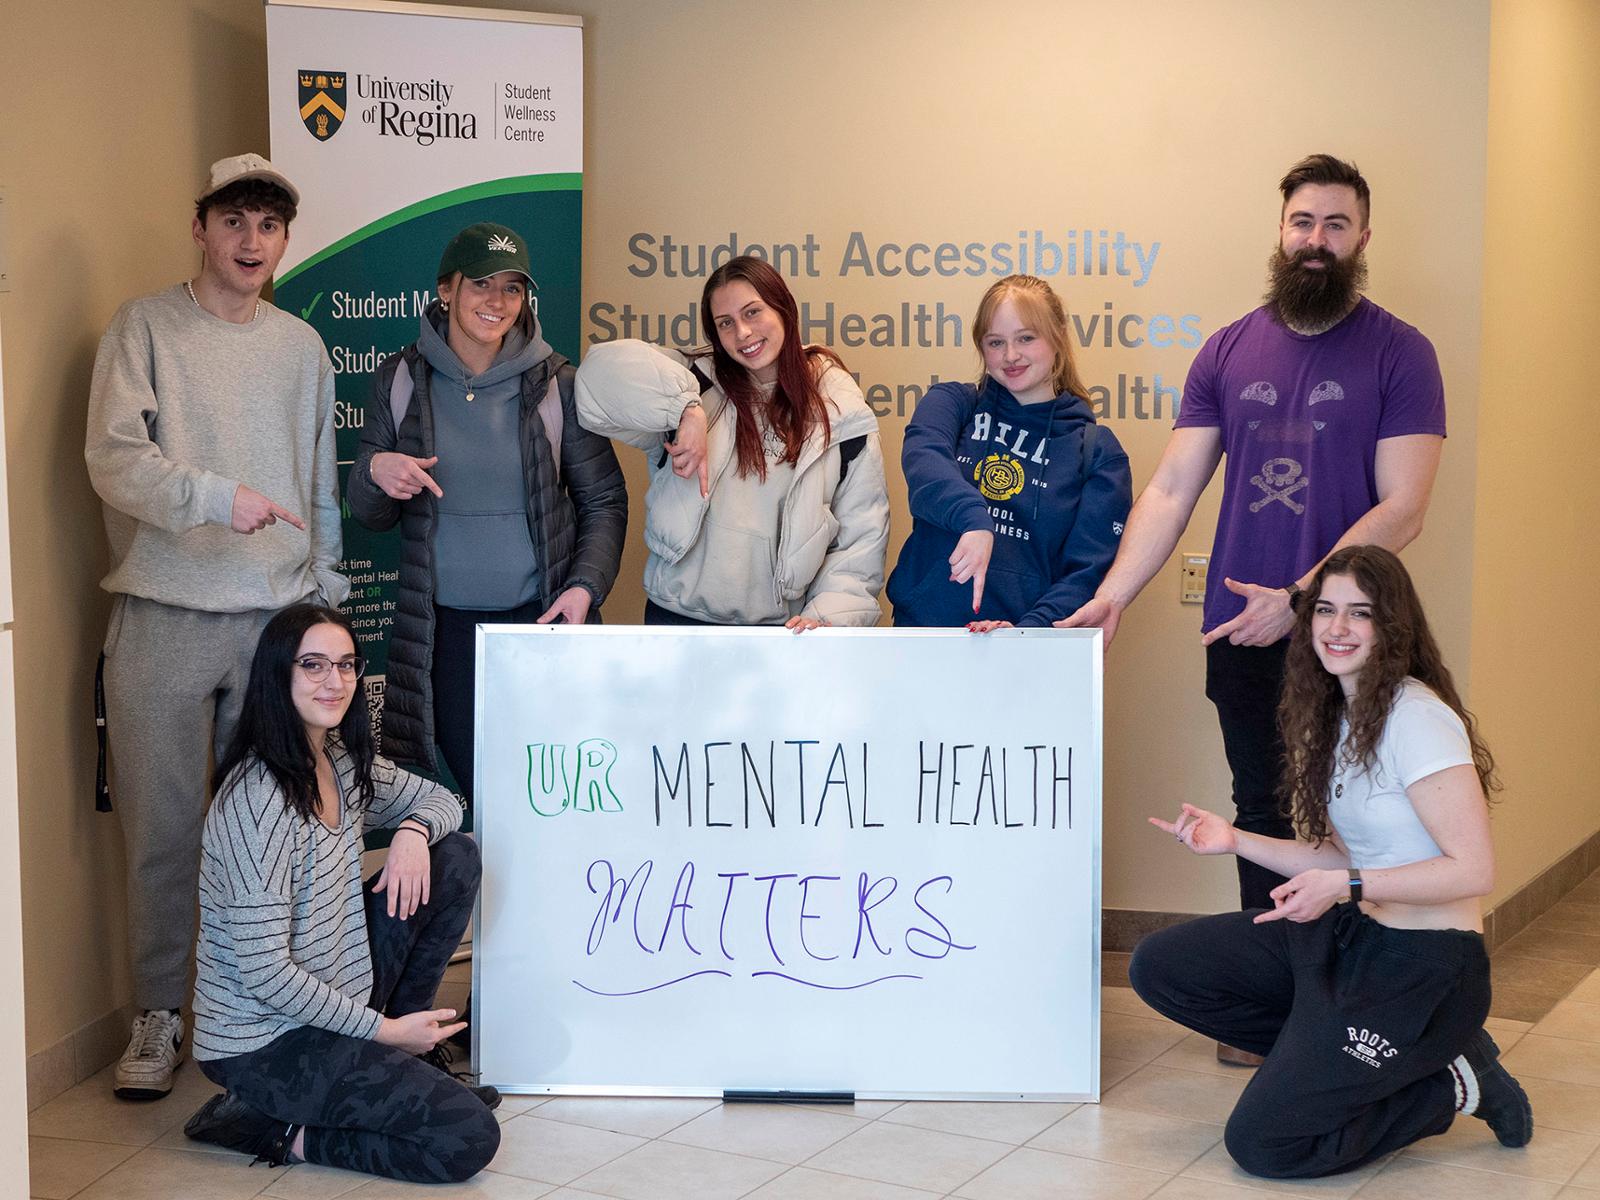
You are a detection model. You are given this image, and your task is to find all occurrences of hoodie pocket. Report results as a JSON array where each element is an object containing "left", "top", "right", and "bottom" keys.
[
  {"left": 894, "top": 558, "right": 1042, "bottom": 626},
  {"left": 659, "top": 515, "right": 785, "bottom": 624}
]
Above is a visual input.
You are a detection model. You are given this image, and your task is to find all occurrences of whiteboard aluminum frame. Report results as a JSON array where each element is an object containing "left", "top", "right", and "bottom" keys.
[{"left": 471, "top": 625, "right": 1102, "bottom": 1101}]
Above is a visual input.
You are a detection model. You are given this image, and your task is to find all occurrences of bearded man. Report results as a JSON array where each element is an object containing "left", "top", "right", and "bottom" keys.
[{"left": 1062, "top": 154, "right": 1446, "bottom": 1062}]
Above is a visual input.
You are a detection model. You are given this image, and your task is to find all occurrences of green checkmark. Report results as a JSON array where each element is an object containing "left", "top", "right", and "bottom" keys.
[{"left": 300, "top": 291, "right": 324, "bottom": 319}]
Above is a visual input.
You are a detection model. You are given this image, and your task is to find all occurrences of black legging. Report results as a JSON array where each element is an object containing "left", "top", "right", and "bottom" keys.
[
  {"left": 431, "top": 601, "right": 543, "bottom": 804},
  {"left": 199, "top": 834, "right": 498, "bottom": 1183}
]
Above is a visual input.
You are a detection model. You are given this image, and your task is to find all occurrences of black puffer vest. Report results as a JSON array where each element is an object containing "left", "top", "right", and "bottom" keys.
[{"left": 348, "top": 342, "right": 627, "bottom": 768}]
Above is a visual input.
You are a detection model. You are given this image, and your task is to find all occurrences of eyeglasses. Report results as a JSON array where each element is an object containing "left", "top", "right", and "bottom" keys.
[{"left": 294, "top": 654, "right": 366, "bottom": 682}]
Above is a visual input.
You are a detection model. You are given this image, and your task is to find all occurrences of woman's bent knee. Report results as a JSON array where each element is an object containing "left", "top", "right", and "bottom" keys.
[
  {"left": 1224, "top": 1116, "right": 1305, "bottom": 1180},
  {"left": 448, "top": 1104, "right": 501, "bottom": 1182},
  {"left": 432, "top": 832, "right": 482, "bottom": 886}
]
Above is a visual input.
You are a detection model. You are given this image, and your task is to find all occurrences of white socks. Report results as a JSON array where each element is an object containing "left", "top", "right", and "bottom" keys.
[{"left": 1450, "top": 1054, "right": 1481, "bottom": 1115}]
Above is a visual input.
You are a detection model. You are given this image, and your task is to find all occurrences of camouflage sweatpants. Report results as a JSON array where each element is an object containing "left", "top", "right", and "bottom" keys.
[{"left": 199, "top": 833, "right": 498, "bottom": 1183}]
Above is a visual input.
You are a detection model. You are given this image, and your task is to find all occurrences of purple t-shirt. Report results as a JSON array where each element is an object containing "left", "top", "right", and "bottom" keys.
[{"left": 1174, "top": 299, "right": 1445, "bottom": 634}]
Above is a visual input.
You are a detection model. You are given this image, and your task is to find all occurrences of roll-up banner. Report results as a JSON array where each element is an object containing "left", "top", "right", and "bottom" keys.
[{"left": 266, "top": 0, "right": 583, "bottom": 780}]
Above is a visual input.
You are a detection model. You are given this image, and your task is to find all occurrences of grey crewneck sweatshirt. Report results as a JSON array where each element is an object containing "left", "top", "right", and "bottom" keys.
[
  {"left": 416, "top": 303, "right": 552, "bottom": 609},
  {"left": 85, "top": 284, "right": 348, "bottom": 611}
]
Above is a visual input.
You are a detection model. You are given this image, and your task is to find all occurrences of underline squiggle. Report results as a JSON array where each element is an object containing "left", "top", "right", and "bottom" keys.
[
  {"left": 752, "top": 971, "right": 923, "bottom": 990},
  {"left": 572, "top": 970, "right": 733, "bottom": 996}
]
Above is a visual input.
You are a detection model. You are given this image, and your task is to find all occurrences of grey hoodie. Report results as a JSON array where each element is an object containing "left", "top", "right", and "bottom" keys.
[{"left": 416, "top": 304, "right": 552, "bottom": 608}]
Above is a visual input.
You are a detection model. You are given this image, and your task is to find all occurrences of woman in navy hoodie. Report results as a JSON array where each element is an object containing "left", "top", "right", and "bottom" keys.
[{"left": 887, "top": 275, "right": 1132, "bottom": 628}]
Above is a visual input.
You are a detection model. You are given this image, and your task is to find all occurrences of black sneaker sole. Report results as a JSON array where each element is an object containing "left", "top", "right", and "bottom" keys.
[{"left": 114, "top": 1084, "right": 174, "bottom": 1101}]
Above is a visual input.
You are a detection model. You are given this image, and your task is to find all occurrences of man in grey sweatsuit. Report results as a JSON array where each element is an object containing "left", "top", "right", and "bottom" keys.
[{"left": 85, "top": 153, "right": 348, "bottom": 1100}]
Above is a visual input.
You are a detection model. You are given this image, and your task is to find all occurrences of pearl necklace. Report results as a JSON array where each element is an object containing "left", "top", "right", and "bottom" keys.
[{"left": 185, "top": 279, "right": 260, "bottom": 324}]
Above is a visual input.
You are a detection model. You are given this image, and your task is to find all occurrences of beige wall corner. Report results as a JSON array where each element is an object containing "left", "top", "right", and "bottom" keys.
[
  {"left": 0, "top": 0, "right": 271, "bottom": 1060},
  {"left": 1473, "top": 0, "right": 1600, "bottom": 906}
]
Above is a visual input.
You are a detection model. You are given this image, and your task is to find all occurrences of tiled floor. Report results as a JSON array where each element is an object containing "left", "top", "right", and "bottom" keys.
[{"left": 30, "top": 882, "right": 1600, "bottom": 1200}]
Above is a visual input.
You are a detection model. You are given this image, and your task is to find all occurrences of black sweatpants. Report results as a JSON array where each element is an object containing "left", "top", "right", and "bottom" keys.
[
  {"left": 1129, "top": 903, "right": 1490, "bottom": 1179},
  {"left": 1205, "top": 639, "right": 1295, "bottom": 910},
  {"left": 200, "top": 834, "right": 499, "bottom": 1183}
]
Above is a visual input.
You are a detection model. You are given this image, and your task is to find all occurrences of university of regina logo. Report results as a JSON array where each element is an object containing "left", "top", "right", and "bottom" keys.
[
  {"left": 974, "top": 453, "right": 1026, "bottom": 503},
  {"left": 298, "top": 70, "right": 346, "bottom": 141}
]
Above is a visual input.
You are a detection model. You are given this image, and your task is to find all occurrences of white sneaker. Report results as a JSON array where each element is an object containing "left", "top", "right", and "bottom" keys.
[{"left": 114, "top": 1009, "right": 185, "bottom": 1100}]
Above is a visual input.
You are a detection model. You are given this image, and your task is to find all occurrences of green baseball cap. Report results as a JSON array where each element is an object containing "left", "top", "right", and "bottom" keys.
[{"left": 437, "top": 222, "right": 537, "bottom": 286}]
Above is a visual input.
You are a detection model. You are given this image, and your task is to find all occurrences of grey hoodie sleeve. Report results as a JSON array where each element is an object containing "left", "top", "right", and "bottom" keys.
[{"left": 85, "top": 316, "right": 240, "bottom": 532}]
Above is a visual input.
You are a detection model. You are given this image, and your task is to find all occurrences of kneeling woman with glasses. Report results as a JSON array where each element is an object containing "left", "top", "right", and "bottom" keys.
[{"left": 183, "top": 604, "right": 500, "bottom": 1184}]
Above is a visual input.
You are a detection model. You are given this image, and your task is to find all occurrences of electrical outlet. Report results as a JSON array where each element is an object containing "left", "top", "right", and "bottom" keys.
[{"left": 1180, "top": 553, "right": 1208, "bottom": 604}]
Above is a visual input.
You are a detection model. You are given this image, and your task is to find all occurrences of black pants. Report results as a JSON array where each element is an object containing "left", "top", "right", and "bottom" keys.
[
  {"left": 1205, "top": 639, "right": 1295, "bottom": 910},
  {"left": 200, "top": 834, "right": 499, "bottom": 1183},
  {"left": 1130, "top": 904, "right": 1489, "bottom": 1179},
  {"left": 644, "top": 598, "right": 721, "bottom": 626},
  {"left": 432, "top": 601, "right": 543, "bottom": 804}
]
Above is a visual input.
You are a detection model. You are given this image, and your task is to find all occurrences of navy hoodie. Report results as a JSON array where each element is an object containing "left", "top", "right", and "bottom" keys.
[{"left": 887, "top": 378, "right": 1132, "bottom": 627}]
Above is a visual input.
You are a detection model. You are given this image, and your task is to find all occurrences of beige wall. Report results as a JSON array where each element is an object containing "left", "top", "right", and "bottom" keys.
[
  {"left": 568, "top": 0, "right": 1490, "bottom": 913},
  {"left": 0, "top": 0, "right": 273, "bottom": 1056},
  {"left": 0, "top": 0, "right": 1584, "bottom": 1064},
  {"left": 1472, "top": 0, "right": 1600, "bottom": 906}
]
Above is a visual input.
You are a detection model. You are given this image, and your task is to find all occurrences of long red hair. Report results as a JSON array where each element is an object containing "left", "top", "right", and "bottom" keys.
[{"left": 699, "top": 255, "right": 843, "bottom": 480}]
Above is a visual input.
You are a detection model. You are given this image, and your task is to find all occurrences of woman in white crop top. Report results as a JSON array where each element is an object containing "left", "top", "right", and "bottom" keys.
[{"left": 1129, "top": 545, "right": 1532, "bottom": 1179}]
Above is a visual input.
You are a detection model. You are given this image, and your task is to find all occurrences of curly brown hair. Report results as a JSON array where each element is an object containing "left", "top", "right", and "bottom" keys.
[{"left": 1277, "top": 545, "right": 1497, "bottom": 844}]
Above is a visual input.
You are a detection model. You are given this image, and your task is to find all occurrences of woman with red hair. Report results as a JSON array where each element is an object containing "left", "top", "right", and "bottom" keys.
[{"left": 576, "top": 255, "right": 888, "bottom": 627}]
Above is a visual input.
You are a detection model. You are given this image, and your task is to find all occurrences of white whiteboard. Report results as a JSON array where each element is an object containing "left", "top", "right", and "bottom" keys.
[{"left": 473, "top": 626, "right": 1102, "bottom": 1100}]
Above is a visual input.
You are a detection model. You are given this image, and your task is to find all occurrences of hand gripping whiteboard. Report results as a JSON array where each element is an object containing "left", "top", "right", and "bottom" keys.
[{"left": 473, "top": 626, "right": 1102, "bottom": 1100}]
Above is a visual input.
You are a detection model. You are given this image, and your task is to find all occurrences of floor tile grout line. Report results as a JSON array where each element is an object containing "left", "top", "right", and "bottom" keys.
[{"left": 1397, "top": 1154, "right": 1590, "bottom": 1188}]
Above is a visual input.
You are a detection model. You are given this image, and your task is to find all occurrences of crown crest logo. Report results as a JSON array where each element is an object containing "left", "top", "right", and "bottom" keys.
[
  {"left": 300, "top": 73, "right": 314, "bottom": 87},
  {"left": 488, "top": 234, "right": 518, "bottom": 253}
]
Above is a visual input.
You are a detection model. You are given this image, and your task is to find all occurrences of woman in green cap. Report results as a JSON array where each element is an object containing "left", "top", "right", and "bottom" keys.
[{"left": 349, "top": 221, "right": 627, "bottom": 800}]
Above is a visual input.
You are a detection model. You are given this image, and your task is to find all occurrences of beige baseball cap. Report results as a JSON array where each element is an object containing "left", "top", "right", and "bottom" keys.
[{"left": 196, "top": 153, "right": 301, "bottom": 206}]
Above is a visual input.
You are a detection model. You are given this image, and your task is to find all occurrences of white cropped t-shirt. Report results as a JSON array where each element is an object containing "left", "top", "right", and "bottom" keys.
[{"left": 1327, "top": 679, "right": 1474, "bottom": 870}]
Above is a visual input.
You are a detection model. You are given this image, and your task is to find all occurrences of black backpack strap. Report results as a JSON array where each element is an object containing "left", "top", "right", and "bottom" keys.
[
  {"left": 837, "top": 434, "right": 867, "bottom": 480},
  {"left": 94, "top": 652, "right": 112, "bottom": 812}
]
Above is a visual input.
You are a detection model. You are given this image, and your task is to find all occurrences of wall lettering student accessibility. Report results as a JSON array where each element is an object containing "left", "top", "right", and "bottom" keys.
[{"left": 473, "top": 627, "right": 1103, "bottom": 1100}]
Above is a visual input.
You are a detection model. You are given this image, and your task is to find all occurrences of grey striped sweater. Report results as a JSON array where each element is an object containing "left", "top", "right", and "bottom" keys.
[{"left": 194, "top": 740, "right": 463, "bottom": 1061}]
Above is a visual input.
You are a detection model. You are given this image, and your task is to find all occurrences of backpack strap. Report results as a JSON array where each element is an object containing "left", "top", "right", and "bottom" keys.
[
  {"left": 388, "top": 347, "right": 419, "bottom": 432},
  {"left": 538, "top": 371, "right": 564, "bottom": 477},
  {"left": 837, "top": 434, "right": 867, "bottom": 480}
]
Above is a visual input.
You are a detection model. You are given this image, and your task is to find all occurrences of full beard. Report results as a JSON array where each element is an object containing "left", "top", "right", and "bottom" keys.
[{"left": 1265, "top": 245, "right": 1368, "bottom": 331}]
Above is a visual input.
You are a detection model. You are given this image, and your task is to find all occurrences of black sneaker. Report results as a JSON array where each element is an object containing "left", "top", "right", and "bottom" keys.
[
  {"left": 1463, "top": 1029, "right": 1533, "bottom": 1147},
  {"left": 417, "top": 1042, "right": 501, "bottom": 1111},
  {"left": 184, "top": 1092, "right": 293, "bottom": 1166}
]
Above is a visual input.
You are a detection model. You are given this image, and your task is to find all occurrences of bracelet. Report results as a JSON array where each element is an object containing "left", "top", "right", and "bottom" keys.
[
  {"left": 394, "top": 822, "right": 429, "bottom": 841},
  {"left": 1348, "top": 868, "right": 1363, "bottom": 905}
]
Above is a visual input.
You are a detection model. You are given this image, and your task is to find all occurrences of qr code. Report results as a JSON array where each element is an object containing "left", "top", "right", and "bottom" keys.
[{"left": 364, "top": 674, "right": 386, "bottom": 741}]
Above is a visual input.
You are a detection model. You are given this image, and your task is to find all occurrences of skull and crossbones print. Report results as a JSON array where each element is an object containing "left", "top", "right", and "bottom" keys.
[{"left": 1249, "top": 457, "right": 1308, "bottom": 514}]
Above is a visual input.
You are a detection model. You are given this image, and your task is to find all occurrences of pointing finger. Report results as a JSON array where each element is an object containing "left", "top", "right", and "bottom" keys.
[{"left": 270, "top": 503, "right": 308, "bottom": 530}]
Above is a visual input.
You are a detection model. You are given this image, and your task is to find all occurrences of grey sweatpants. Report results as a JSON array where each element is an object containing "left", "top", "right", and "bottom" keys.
[{"left": 103, "top": 595, "right": 279, "bottom": 1011}]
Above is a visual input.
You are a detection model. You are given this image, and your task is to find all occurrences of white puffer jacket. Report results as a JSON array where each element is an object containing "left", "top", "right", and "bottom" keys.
[{"left": 576, "top": 340, "right": 889, "bottom": 625}]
